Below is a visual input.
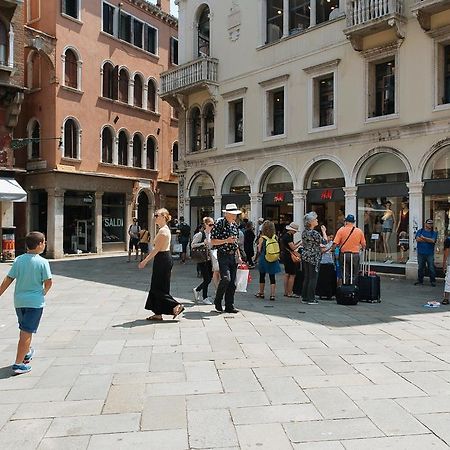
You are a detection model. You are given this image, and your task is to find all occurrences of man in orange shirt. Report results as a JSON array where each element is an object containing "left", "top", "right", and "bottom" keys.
[{"left": 333, "top": 214, "right": 366, "bottom": 284}]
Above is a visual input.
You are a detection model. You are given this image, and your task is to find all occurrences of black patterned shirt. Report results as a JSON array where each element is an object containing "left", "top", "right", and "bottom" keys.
[
  {"left": 301, "top": 229, "right": 323, "bottom": 267},
  {"left": 210, "top": 217, "right": 239, "bottom": 255}
]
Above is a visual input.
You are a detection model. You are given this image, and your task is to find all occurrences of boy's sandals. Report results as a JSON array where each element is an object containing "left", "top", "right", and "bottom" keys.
[
  {"left": 255, "top": 293, "right": 265, "bottom": 299},
  {"left": 442, "top": 299, "right": 449, "bottom": 305},
  {"left": 146, "top": 315, "right": 163, "bottom": 321},
  {"left": 269, "top": 296, "right": 275, "bottom": 301}
]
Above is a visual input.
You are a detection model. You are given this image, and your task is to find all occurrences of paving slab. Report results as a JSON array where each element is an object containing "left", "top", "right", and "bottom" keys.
[{"left": 236, "top": 423, "right": 293, "bottom": 449}]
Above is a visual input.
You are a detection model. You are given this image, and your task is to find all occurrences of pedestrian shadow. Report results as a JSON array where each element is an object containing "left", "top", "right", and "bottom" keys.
[
  {"left": 112, "top": 319, "right": 179, "bottom": 328},
  {"left": 0, "top": 366, "right": 15, "bottom": 379},
  {"left": 182, "top": 310, "right": 223, "bottom": 320}
]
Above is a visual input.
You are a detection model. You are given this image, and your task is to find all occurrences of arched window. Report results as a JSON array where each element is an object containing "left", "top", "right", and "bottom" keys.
[
  {"left": 27, "top": 119, "right": 40, "bottom": 159},
  {"left": 119, "top": 68, "right": 129, "bottom": 103},
  {"left": 134, "top": 74, "right": 143, "bottom": 108},
  {"left": 172, "top": 142, "right": 178, "bottom": 172},
  {"left": 197, "top": 6, "right": 210, "bottom": 57},
  {"left": 147, "top": 79, "right": 156, "bottom": 112},
  {"left": 102, "top": 62, "right": 116, "bottom": 99},
  {"left": 118, "top": 130, "right": 128, "bottom": 165},
  {"left": 204, "top": 103, "right": 215, "bottom": 149},
  {"left": 101, "top": 127, "right": 114, "bottom": 163},
  {"left": 146, "top": 137, "right": 156, "bottom": 169},
  {"left": 133, "top": 134, "right": 142, "bottom": 167},
  {"left": 190, "top": 107, "right": 201, "bottom": 152},
  {"left": 0, "top": 20, "right": 8, "bottom": 66},
  {"left": 64, "top": 49, "right": 79, "bottom": 89},
  {"left": 63, "top": 118, "right": 80, "bottom": 159}
]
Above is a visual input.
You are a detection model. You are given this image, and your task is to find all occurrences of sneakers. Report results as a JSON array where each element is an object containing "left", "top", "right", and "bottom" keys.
[
  {"left": 12, "top": 363, "right": 32, "bottom": 375},
  {"left": 308, "top": 300, "right": 319, "bottom": 305},
  {"left": 414, "top": 281, "right": 423, "bottom": 286},
  {"left": 23, "top": 347, "right": 35, "bottom": 364},
  {"left": 192, "top": 288, "right": 200, "bottom": 303},
  {"left": 201, "top": 297, "right": 214, "bottom": 305}
]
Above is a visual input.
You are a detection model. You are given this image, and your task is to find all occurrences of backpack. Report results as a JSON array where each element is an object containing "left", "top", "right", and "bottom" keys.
[
  {"left": 179, "top": 223, "right": 191, "bottom": 238},
  {"left": 263, "top": 235, "right": 280, "bottom": 262}
]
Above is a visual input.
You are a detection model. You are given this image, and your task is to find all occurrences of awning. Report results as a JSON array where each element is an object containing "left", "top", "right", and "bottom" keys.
[{"left": 0, "top": 178, "right": 27, "bottom": 202}]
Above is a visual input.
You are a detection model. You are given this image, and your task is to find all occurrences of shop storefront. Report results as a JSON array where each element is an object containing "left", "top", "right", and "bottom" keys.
[
  {"left": 64, "top": 191, "right": 96, "bottom": 254},
  {"left": 189, "top": 173, "right": 215, "bottom": 227},
  {"left": 102, "top": 192, "right": 126, "bottom": 245},
  {"left": 305, "top": 160, "right": 345, "bottom": 235},
  {"left": 221, "top": 171, "right": 251, "bottom": 222},
  {"left": 261, "top": 166, "right": 294, "bottom": 234},
  {"left": 423, "top": 147, "right": 450, "bottom": 273},
  {"left": 357, "top": 153, "right": 409, "bottom": 266}
]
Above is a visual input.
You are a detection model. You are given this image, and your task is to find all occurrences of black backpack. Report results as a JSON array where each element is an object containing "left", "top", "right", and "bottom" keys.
[{"left": 179, "top": 223, "right": 191, "bottom": 238}]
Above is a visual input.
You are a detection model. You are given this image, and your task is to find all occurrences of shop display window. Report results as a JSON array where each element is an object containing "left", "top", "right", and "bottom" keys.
[
  {"left": 102, "top": 193, "right": 125, "bottom": 243},
  {"left": 357, "top": 196, "right": 409, "bottom": 264}
]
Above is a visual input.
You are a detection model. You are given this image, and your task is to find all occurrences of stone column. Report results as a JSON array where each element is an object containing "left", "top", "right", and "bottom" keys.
[
  {"left": 184, "top": 197, "right": 191, "bottom": 225},
  {"left": 128, "top": 79, "right": 134, "bottom": 106},
  {"left": 143, "top": 84, "right": 148, "bottom": 110},
  {"left": 249, "top": 193, "right": 263, "bottom": 225},
  {"left": 125, "top": 193, "right": 133, "bottom": 252},
  {"left": 310, "top": 0, "right": 317, "bottom": 27},
  {"left": 282, "top": 0, "right": 289, "bottom": 37},
  {"left": 200, "top": 114, "right": 206, "bottom": 150},
  {"left": 343, "top": 186, "right": 358, "bottom": 218},
  {"left": 95, "top": 192, "right": 103, "bottom": 254},
  {"left": 113, "top": 137, "right": 119, "bottom": 165},
  {"left": 213, "top": 194, "right": 222, "bottom": 219},
  {"left": 128, "top": 141, "right": 133, "bottom": 167},
  {"left": 46, "top": 188, "right": 65, "bottom": 259},
  {"left": 405, "top": 182, "right": 424, "bottom": 280},
  {"left": 292, "top": 190, "right": 306, "bottom": 232}
]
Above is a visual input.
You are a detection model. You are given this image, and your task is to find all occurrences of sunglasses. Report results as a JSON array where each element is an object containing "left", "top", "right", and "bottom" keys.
[
  {"left": 154, "top": 214, "right": 161, "bottom": 218},
  {"left": 207, "top": 223, "right": 214, "bottom": 227}
]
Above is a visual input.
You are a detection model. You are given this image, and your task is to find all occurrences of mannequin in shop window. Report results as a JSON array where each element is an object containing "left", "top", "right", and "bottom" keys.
[
  {"left": 381, "top": 200, "right": 396, "bottom": 263},
  {"left": 396, "top": 200, "right": 409, "bottom": 263}
]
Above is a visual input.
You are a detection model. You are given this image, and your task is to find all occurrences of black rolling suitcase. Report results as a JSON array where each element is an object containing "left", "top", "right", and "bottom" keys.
[
  {"left": 358, "top": 249, "right": 381, "bottom": 303},
  {"left": 316, "top": 264, "right": 337, "bottom": 299},
  {"left": 336, "top": 253, "right": 359, "bottom": 305}
]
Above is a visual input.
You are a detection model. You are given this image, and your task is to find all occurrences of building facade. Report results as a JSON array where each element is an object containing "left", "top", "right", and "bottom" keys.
[
  {"left": 0, "top": 0, "right": 26, "bottom": 260},
  {"left": 161, "top": 0, "right": 450, "bottom": 278},
  {"left": 14, "top": 0, "right": 178, "bottom": 258}
]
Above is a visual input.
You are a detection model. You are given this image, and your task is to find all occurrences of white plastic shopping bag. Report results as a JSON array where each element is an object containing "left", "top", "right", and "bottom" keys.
[{"left": 235, "top": 264, "right": 250, "bottom": 293}]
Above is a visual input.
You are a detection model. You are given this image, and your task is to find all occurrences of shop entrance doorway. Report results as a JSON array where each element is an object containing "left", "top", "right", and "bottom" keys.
[
  {"left": 76, "top": 220, "right": 88, "bottom": 252},
  {"left": 308, "top": 200, "right": 345, "bottom": 235}
]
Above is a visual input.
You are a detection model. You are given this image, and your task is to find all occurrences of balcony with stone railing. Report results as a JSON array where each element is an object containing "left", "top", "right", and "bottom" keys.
[
  {"left": 344, "top": 0, "right": 406, "bottom": 50},
  {"left": 160, "top": 57, "right": 219, "bottom": 100},
  {"left": 411, "top": 0, "right": 450, "bottom": 31}
]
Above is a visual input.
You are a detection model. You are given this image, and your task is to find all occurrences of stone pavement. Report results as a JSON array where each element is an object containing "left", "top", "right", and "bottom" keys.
[{"left": 0, "top": 254, "right": 450, "bottom": 449}]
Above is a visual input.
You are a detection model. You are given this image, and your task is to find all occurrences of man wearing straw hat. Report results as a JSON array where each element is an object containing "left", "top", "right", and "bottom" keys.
[{"left": 210, "top": 203, "right": 243, "bottom": 313}]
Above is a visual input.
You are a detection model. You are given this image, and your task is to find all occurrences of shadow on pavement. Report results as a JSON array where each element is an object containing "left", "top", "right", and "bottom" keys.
[
  {"left": 112, "top": 319, "right": 179, "bottom": 328},
  {"left": 0, "top": 366, "right": 15, "bottom": 379},
  {"left": 49, "top": 256, "right": 449, "bottom": 328}
]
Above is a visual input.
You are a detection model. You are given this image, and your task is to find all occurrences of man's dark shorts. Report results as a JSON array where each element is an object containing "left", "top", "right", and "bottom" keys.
[
  {"left": 179, "top": 237, "right": 189, "bottom": 253},
  {"left": 129, "top": 237, "right": 139, "bottom": 251},
  {"left": 16, "top": 307, "right": 43, "bottom": 334}
]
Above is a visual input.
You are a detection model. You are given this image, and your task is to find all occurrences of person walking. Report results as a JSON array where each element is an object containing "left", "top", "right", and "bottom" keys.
[
  {"left": 191, "top": 217, "right": 214, "bottom": 305},
  {"left": 243, "top": 221, "right": 256, "bottom": 267},
  {"left": 139, "top": 209, "right": 184, "bottom": 321},
  {"left": 127, "top": 218, "right": 140, "bottom": 262},
  {"left": 414, "top": 218, "right": 438, "bottom": 287},
  {"left": 301, "top": 212, "right": 324, "bottom": 305},
  {"left": 138, "top": 223, "right": 150, "bottom": 262},
  {"left": 333, "top": 214, "right": 366, "bottom": 284},
  {"left": 0, "top": 232, "right": 52, "bottom": 374},
  {"left": 442, "top": 234, "right": 450, "bottom": 305},
  {"left": 281, "top": 222, "right": 301, "bottom": 297},
  {"left": 177, "top": 216, "right": 191, "bottom": 264},
  {"left": 255, "top": 220, "right": 281, "bottom": 301},
  {"left": 210, "top": 203, "right": 243, "bottom": 313}
]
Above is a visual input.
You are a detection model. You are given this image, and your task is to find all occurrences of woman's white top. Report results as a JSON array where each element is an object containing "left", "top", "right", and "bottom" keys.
[{"left": 156, "top": 225, "right": 171, "bottom": 251}]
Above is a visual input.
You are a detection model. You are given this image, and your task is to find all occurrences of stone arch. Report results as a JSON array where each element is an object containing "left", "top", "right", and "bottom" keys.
[
  {"left": 419, "top": 138, "right": 450, "bottom": 181},
  {"left": 219, "top": 168, "right": 251, "bottom": 195},
  {"left": 254, "top": 161, "right": 297, "bottom": 193},
  {"left": 351, "top": 147, "right": 413, "bottom": 186},
  {"left": 188, "top": 171, "right": 216, "bottom": 196},
  {"left": 299, "top": 154, "right": 350, "bottom": 189}
]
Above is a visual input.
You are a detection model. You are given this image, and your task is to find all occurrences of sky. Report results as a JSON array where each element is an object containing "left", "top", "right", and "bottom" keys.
[{"left": 146, "top": 0, "right": 179, "bottom": 16}]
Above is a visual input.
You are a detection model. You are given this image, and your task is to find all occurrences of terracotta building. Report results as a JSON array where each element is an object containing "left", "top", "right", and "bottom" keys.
[{"left": 14, "top": 0, "right": 179, "bottom": 258}]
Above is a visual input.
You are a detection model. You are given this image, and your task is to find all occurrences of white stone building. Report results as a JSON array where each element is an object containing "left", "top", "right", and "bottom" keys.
[{"left": 161, "top": 0, "right": 450, "bottom": 278}]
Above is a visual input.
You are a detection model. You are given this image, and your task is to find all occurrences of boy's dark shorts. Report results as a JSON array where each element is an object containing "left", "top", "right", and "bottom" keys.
[
  {"left": 15, "top": 307, "right": 43, "bottom": 334},
  {"left": 129, "top": 237, "right": 139, "bottom": 251},
  {"left": 139, "top": 242, "right": 149, "bottom": 253}
]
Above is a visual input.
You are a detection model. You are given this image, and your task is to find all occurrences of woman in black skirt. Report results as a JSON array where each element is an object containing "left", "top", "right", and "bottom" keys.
[{"left": 139, "top": 208, "right": 184, "bottom": 321}]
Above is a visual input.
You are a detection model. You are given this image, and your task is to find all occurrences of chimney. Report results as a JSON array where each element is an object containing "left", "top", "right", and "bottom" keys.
[{"left": 156, "top": 0, "right": 170, "bottom": 14}]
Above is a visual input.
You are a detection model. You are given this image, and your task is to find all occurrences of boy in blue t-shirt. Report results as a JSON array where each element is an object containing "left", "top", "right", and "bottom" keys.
[{"left": 0, "top": 232, "right": 52, "bottom": 374}]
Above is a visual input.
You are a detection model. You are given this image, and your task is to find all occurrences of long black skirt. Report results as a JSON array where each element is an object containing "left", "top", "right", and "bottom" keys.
[{"left": 145, "top": 251, "right": 180, "bottom": 315}]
